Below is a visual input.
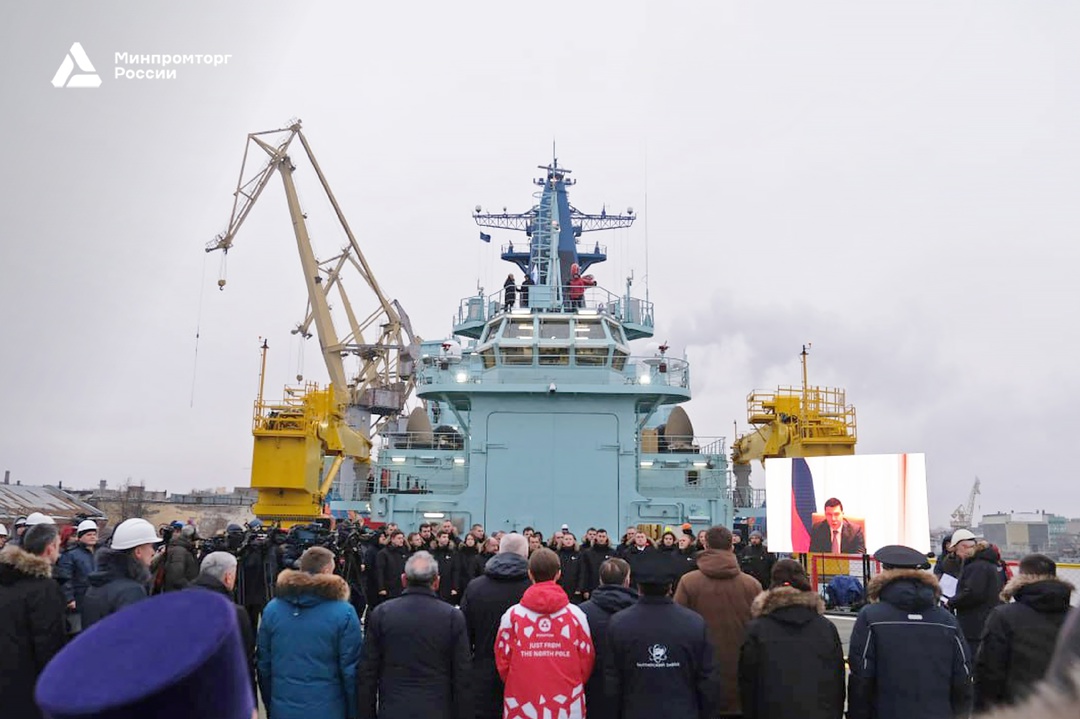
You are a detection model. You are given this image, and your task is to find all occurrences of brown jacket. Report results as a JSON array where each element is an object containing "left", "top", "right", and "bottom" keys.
[{"left": 674, "top": 549, "right": 762, "bottom": 715}]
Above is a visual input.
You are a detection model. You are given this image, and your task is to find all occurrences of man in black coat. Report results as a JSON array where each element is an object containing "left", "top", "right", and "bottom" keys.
[
  {"left": 738, "top": 531, "right": 775, "bottom": 589},
  {"left": 579, "top": 557, "right": 637, "bottom": 719},
  {"left": 359, "top": 551, "right": 471, "bottom": 719},
  {"left": 81, "top": 517, "right": 161, "bottom": 629},
  {"left": 0, "top": 523, "right": 67, "bottom": 719},
  {"left": 948, "top": 536, "right": 1003, "bottom": 657},
  {"left": 579, "top": 529, "right": 616, "bottom": 599},
  {"left": 189, "top": 551, "right": 258, "bottom": 698},
  {"left": 975, "top": 554, "right": 1074, "bottom": 710},
  {"left": 738, "top": 559, "right": 845, "bottom": 719},
  {"left": 432, "top": 530, "right": 459, "bottom": 603},
  {"left": 848, "top": 545, "right": 971, "bottom": 719},
  {"left": 555, "top": 532, "right": 583, "bottom": 601},
  {"left": 376, "top": 531, "right": 411, "bottom": 602},
  {"left": 605, "top": 551, "right": 715, "bottom": 719},
  {"left": 460, "top": 534, "right": 531, "bottom": 719}
]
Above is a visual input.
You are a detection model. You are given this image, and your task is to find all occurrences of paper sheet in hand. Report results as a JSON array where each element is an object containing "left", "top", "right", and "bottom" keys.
[{"left": 939, "top": 573, "right": 958, "bottom": 599}]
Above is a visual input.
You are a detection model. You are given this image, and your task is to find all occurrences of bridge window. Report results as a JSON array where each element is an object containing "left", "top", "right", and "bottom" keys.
[
  {"left": 574, "top": 319, "right": 605, "bottom": 340},
  {"left": 539, "top": 347, "right": 570, "bottom": 366},
  {"left": 575, "top": 347, "right": 608, "bottom": 366},
  {"left": 613, "top": 349, "right": 629, "bottom": 371},
  {"left": 605, "top": 320, "right": 627, "bottom": 345},
  {"left": 479, "top": 348, "right": 496, "bottom": 369},
  {"left": 540, "top": 319, "right": 570, "bottom": 340},
  {"left": 503, "top": 319, "right": 536, "bottom": 340},
  {"left": 501, "top": 346, "right": 534, "bottom": 366}
]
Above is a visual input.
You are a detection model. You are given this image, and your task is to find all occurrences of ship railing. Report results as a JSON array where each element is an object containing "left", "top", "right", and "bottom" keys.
[
  {"left": 348, "top": 453, "right": 469, "bottom": 500},
  {"left": 500, "top": 242, "right": 608, "bottom": 258},
  {"left": 416, "top": 353, "right": 689, "bottom": 389},
  {"left": 453, "top": 283, "right": 653, "bottom": 327},
  {"left": 377, "top": 430, "right": 466, "bottom": 452},
  {"left": 730, "top": 486, "right": 767, "bottom": 509},
  {"left": 746, "top": 386, "right": 857, "bottom": 441},
  {"left": 639, "top": 434, "right": 726, "bottom": 458},
  {"left": 252, "top": 382, "right": 322, "bottom": 434}
]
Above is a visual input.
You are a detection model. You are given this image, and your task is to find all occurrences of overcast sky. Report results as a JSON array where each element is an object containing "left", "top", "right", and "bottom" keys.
[{"left": 2, "top": 2, "right": 1078, "bottom": 527}]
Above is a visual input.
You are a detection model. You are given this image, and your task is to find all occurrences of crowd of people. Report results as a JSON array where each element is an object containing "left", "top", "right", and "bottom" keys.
[{"left": 1, "top": 513, "right": 1080, "bottom": 719}]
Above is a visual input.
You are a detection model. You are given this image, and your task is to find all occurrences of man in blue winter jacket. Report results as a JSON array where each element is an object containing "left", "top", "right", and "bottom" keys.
[
  {"left": 847, "top": 545, "right": 972, "bottom": 719},
  {"left": 257, "top": 546, "right": 363, "bottom": 719}
]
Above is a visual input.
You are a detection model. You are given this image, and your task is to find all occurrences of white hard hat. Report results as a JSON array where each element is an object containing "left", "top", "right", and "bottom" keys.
[
  {"left": 77, "top": 520, "right": 99, "bottom": 535},
  {"left": 950, "top": 528, "right": 977, "bottom": 544},
  {"left": 110, "top": 518, "right": 162, "bottom": 551},
  {"left": 0, "top": 523, "right": 7, "bottom": 536},
  {"left": 25, "top": 512, "right": 56, "bottom": 526}
]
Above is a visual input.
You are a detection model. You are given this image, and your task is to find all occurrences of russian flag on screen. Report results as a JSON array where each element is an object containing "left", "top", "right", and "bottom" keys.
[{"left": 790, "top": 458, "right": 815, "bottom": 552}]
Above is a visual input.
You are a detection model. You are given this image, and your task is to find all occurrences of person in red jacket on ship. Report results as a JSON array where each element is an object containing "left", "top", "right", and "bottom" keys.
[
  {"left": 496, "top": 547, "right": 595, "bottom": 719},
  {"left": 567, "top": 263, "right": 595, "bottom": 310}
]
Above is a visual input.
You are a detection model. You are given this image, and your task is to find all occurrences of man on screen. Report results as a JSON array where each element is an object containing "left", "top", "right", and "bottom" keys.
[{"left": 809, "top": 497, "right": 866, "bottom": 554}]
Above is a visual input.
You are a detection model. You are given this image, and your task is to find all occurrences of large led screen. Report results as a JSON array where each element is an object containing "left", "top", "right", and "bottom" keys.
[{"left": 764, "top": 453, "right": 930, "bottom": 555}]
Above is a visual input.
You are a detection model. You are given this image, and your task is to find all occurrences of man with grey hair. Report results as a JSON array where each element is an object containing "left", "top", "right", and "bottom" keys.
[
  {"left": 358, "top": 550, "right": 471, "bottom": 719},
  {"left": 461, "top": 533, "right": 531, "bottom": 719},
  {"left": 190, "top": 551, "right": 257, "bottom": 696},
  {"left": 0, "top": 522, "right": 67, "bottom": 719}
]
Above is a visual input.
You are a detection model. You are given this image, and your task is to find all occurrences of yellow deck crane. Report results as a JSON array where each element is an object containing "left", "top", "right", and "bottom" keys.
[
  {"left": 206, "top": 121, "right": 420, "bottom": 526},
  {"left": 730, "top": 345, "right": 857, "bottom": 504}
]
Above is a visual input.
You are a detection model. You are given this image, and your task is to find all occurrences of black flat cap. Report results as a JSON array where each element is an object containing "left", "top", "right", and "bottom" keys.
[
  {"left": 874, "top": 544, "right": 931, "bottom": 570},
  {"left": 631, "top": 551, "right": 678, "bottom": 585}
]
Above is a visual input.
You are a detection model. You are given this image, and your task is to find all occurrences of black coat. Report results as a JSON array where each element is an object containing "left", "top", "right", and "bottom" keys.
[
  {"left": 161, "top": 536, "right": 199, "bottom": 592},
  {"left": 376, "top": 545, "right": 410, "bottom": 599},
  {"left": 949, "top": 544, "right": 1004, "bottom": 645},
  {"left": 54, "top": 542, "right": 95, "bottom": 610},
  {"left": 460, "top": 552, "right": 530, "bottom": 719},
  {"left": 556, "top": 547, "right": 583, "bottom": 599},
  {"left": 470, "top": 551, "right": 494, "bottom": 584},
  {"left": 1047, "top": 594, "right": 1080, "bottom": 692},
  {"left": 0, "top": 546, "right": 67, "bottom": 719},
  {"left": 579, "top": 584, "right": 638, "bottom": 719},
  {"left": 236, "top": 538, "right": 279, "bottom": 607},
  {"left": 358, "top": 587, "right": 471, "bottom": 719},
  {"left": 432, "top": 545, "right": 458, "bottom": 602},
  {"left": 738, "top": 544, "right": 775, "bottom": 589},
  {"left": 580, "top": 543, "right": 616, "bottom": 596},
  {"left": 848, "top": 569, "right": 971, "bottom": 719},
  {"left": 604, "top": 595, "right": 715, "bottom": 719},
  {"left": 739, "top": 587, "right": 845, "bottom": 719},
  {"left": 975, "top": 574, "right": 1074, "bottom": 710},
  {"left": 935, "top": 551, "right": 963, "bottom": 578},
  {"left": 189, "top": 574, "right": 257, "bottom": 696},
  {"left": 81, "top": 548, "right": 150, "bottom": 629},
  {"left": 454, "top": 545, "right": 479, "bottom": 596}
]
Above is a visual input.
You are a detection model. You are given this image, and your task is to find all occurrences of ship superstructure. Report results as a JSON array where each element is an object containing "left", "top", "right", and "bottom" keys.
[{"left": 331, "top": 161, "right": 732, "bottom": 534}]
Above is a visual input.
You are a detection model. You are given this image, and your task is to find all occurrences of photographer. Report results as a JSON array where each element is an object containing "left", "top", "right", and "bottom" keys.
[{"left": 235, "top": 519, "right": 282, "bottom": 636}]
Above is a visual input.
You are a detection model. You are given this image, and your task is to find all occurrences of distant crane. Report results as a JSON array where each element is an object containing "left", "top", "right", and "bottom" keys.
[{"left": 950, "top": 477, "right": 981, "bottom": 530}]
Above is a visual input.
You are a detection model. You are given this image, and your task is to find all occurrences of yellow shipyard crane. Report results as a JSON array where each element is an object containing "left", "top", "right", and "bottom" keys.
[
  {"left": 206, "top": 120, "right": 420, "bottom": 526},
  {"left": 731, "top": 345, "right": 857, "bottom": 499}
]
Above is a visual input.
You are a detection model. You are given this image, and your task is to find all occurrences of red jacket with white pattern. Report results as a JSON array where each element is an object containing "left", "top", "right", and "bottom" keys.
[{"left": 496, "top": 580, "right": 596, "bottom": 719}]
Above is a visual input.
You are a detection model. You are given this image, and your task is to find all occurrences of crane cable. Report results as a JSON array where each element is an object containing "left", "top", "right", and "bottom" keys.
[{"left": 190, "top": 253, "right": 210, "bottom": 408}]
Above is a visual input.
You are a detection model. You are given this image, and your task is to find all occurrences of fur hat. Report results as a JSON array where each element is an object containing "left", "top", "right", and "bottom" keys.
[{"left": 35, "top": 590, "right": 254, "bottom": 719}]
